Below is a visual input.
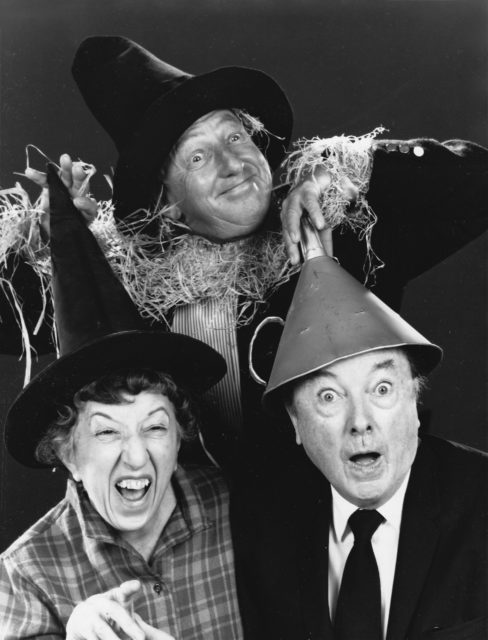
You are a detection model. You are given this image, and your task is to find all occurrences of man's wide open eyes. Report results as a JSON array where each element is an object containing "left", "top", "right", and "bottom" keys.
[
  {"left": 375, "top": 382, "right": 393, "bottom": 396},
  {"left": 318, "top": 389, "right": 339, "bottom": 404},
  {"left": 228, "top": 130, "right": 249, "bottom": 144},
  {"left": 191, "top": 152, "right": 204, "bottom": 164}
]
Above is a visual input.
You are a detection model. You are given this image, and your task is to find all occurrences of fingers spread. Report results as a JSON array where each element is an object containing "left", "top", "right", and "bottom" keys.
[
  {"left": 283, "top": 228, "right": 300, "bottom": 265},
  {"left": 59, "top": 154, "right": 74, "bottom": 189},
  {"left": 74, "top": 197, "right": 98, "bottom": 223},
  {"left": 24, "top": 167, "right": 47, "bottom": 188},
  {"left": 302, "top": 189, "right": 325, "bottom": 231},
  {"left": 72, "top": 162, "right": 90, "bottom": 195},
  {"left": 281, "top": 192, "right": 302, "bottom": 243}
]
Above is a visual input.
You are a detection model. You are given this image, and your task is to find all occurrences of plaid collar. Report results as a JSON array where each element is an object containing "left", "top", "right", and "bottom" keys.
[{"left": 66, "top": 465, "right": 213, "bottom": 554}]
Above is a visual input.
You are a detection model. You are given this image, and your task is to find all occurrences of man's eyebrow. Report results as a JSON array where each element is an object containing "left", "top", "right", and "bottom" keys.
[
  {"left": 311, "top": 369, "right": 338, "bottom": 382},
  {"left": 176, "top": 114, "right": 241, "bottom": 150},
  {"left": 371, "top": 358, "right": 396, "bottom": 372}
]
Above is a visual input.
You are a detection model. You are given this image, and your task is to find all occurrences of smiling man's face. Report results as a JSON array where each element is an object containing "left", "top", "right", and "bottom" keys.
[
  {"left": 287, "top": 349, "right": 420, "bottom": 509},
  {"left": 63, "top": 391, "right": 179, "bottom": 544},
  {"left": 163, "top": 109, "right": 273, "bottom": 242}
]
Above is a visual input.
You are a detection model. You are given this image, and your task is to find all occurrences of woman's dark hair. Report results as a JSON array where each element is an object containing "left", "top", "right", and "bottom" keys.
[{"left": 35, "top": 369, "right": 198, "bottom": 466}]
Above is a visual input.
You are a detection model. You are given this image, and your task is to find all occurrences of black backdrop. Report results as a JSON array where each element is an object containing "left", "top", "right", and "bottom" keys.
[{"left": 0, "top": 0, "right": 486, "bottom": 551}]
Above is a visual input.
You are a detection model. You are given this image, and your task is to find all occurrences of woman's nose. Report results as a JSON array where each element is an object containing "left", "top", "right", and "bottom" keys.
[{"left": 121, "top": 434, "right": 148, "bottom": 468}]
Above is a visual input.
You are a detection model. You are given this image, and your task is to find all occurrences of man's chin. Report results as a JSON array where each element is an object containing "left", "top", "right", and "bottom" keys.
[{"left": 199, "top": 214, "right": 269, "bottom": 243}]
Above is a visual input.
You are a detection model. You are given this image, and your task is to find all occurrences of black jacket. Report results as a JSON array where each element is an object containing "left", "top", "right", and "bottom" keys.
[{"left": 231, "top": 435, "right": 488, "bottom": 640}]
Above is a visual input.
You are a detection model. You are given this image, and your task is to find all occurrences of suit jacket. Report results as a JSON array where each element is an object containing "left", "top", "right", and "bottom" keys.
[{"left": 231, "top": 435, "right": 488, "bottom": 640}]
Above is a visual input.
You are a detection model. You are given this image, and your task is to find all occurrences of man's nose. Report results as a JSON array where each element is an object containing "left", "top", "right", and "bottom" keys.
[
  {"left": 216, "top": 146, "right": 244, "bottom": 175},
  {"left": 121, "top": 434, "right": 149, "bottom": 468},
  {"left": 348, "top": 398, "right": 374, "bottom": 435}
]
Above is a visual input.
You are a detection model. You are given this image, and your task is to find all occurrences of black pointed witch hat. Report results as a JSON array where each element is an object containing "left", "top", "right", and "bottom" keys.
[
  {"left": 72, "top": 35, "right": 293, "bottom": 229},
  {"left": 4, "top": 165, "right": 226, "bottom": 468}
]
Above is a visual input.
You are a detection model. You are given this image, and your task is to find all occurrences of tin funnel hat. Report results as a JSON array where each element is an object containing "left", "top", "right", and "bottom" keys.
[
  {"left": 5, "top": 165, "right": 226, "bottom": 468},
  {"left": 263, "top": 225, "right": 442, "bottom": 403}
]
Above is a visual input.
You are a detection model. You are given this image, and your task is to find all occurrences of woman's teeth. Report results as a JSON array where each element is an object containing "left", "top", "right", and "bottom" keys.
[{"left": 116, "top": 478, "right": 151, "bottom": 501}]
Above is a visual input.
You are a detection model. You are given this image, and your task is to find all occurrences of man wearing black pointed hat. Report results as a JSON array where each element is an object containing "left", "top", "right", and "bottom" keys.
[
  {"left": 0, "top": 169, "right": 244, "bottom": 639},
  {"left": 21, "top": 36, "right": 488, "bottom": 463},
  {"left": 232, "top": 233, "right": 488, "bottom": 640}
]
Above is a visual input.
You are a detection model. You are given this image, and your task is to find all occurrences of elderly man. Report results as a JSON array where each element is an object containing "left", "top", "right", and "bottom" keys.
[
  {"left": 232, "top": 237, "right": 488, "bottom": 640},
  {"left": 0, "top": 169, "right": 243, "bottom": 640},
  {"left": 17, "top": 36, "right": 488, "bottom": 463}
]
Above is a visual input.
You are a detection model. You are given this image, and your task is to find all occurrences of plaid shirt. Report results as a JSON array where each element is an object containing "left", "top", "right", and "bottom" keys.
[{"left": 0, "top": 465, "right": 243, "bottom": 640}]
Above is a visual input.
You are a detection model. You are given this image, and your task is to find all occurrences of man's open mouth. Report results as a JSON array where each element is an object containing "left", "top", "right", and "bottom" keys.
[
  {"left": 349, "top": 452, "right": 381, "bottom": 466},
  {"left": 115, "top": 478, "right": 151, "bottom": 502}
]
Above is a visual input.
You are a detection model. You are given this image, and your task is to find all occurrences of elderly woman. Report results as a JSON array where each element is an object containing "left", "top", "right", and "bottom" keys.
[{"left": 0, "top": 168, "right": 243, "bottom": 640}]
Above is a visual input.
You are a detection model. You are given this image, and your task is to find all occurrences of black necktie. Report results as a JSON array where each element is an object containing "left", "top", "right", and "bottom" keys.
[{"left": 334, "top": 508, "right": 385, "bottom": 640}]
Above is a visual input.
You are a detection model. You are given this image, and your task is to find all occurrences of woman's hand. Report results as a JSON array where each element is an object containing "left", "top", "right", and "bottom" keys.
[{"left": 66, "top": 580, "right": 145, "bottom": 640}]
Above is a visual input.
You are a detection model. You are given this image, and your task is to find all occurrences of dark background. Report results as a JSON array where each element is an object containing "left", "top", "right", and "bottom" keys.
[{"left": 0, "top": 0, "right": 486, "bottom": 550}]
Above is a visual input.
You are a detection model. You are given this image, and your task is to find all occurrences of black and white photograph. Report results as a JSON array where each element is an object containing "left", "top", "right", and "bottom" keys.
[{"left": 0, "top": 0, "right": 487, "bottom": 638}]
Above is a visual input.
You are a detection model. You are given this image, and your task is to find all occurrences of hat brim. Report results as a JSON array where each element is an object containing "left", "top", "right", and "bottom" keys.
[
  {"left": 112, "top": 66, "right": 293, "bottom": 225},
  {"left": 5, "top": 330, "right": 226, "bottom": 468}
]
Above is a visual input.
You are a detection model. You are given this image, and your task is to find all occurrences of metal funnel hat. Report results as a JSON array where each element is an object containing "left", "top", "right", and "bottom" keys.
[{"left": 264, "top": 240, "right": 442, "bottom": 402}]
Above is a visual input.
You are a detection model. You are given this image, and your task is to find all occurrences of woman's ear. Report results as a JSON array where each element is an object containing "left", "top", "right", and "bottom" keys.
[{"left": 56, "top": 442, "right": 81, "bottom": 482}]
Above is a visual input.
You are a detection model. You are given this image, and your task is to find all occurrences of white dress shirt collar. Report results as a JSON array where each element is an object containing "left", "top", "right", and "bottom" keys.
[{"left": 331, "top": 471, "right": 411, "bottom": 542}]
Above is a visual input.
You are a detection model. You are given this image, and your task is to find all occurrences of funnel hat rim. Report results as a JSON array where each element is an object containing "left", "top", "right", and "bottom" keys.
[{"left": 264, "top": 342, "right": 443, "bottom": 404}]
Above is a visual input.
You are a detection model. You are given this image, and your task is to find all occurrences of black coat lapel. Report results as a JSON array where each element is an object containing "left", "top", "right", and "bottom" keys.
[
  {"left": 298, "top": 464, "right": 335, "bottom": 639},
  {"left": 386, "top": 440, "right": 441, "bottom": 640}
]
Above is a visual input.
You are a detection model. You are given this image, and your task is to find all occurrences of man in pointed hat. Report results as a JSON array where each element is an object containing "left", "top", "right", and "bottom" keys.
[
  {"left": 0, "top": 168, "right": 245, "bottom": 639},
  {"left": 21, "top": 36, "right": 488, "bottom": 463},
  {"left": 232, "top": 237, "right": 488, "bottom": 640}
]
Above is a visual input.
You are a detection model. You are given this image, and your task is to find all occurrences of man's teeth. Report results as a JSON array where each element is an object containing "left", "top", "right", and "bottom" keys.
[{"left": 116, "top": 478, "right": 150, "bottom": 490}]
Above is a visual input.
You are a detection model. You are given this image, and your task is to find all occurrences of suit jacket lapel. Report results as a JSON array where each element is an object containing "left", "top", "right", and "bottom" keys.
[
  {"left": 298, "top": 464, "right": 335, "bottom": 639},
  {"left": 386, "top": 439, "right": 441, "bottom": 640}
]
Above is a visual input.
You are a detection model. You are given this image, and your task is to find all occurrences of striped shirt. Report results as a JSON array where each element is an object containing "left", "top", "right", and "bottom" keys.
[
  {"left": 172, "top": 297, "right": 243, "bottom": 434},
  {"left": 0, "top": 466, "right": 243, "bottom": 640}
]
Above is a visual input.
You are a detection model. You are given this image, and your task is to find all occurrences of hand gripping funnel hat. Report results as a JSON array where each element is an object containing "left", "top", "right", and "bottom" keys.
[
  {"left": 72, "top": 36, "right": 293, "bottom": 231},
  {"left": 263, "top": 236, "right": 442, "bottom": 404},
  {"left": 4, "top": 166, "right": 226, "bottom": 468}
]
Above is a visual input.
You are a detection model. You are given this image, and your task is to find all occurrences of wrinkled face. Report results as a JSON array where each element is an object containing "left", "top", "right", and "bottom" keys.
[
  {"left": 287, "top": 349, "right": 420, "bottom": 509},
  {"left": 63, "top": 391, "right": 180, "bottom": 541},
  {"left": 163, "top": 109, "right": 273, "bottom": 241}
]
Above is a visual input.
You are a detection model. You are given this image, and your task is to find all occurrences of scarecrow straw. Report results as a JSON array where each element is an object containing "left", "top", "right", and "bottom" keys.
[
  {"left": 281, "top": 127, "right": 385, "bottom": 280},
  {"left": 1, "top": 128, "right": 386, "bottom": 379},
  {"left": 0, "top": 184, "right": 300, "bottom": 350}
]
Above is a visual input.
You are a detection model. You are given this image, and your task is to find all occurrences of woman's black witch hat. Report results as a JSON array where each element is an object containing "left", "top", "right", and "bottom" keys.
[{"left": 4, "top": 165, "right": 226, "bottom": 467}]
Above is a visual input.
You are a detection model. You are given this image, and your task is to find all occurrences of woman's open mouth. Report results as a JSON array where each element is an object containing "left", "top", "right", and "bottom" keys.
[{"left": 115, "top": 477, "right": 152, "bottom": 502}]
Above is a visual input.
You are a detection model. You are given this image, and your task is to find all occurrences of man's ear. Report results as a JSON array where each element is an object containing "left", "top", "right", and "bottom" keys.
[
  {"left": 162, "top": 202, "right": 183, "bottom": 222},
  {"left": 285, "top": 402, "right": 302, "bottom": 446}
]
